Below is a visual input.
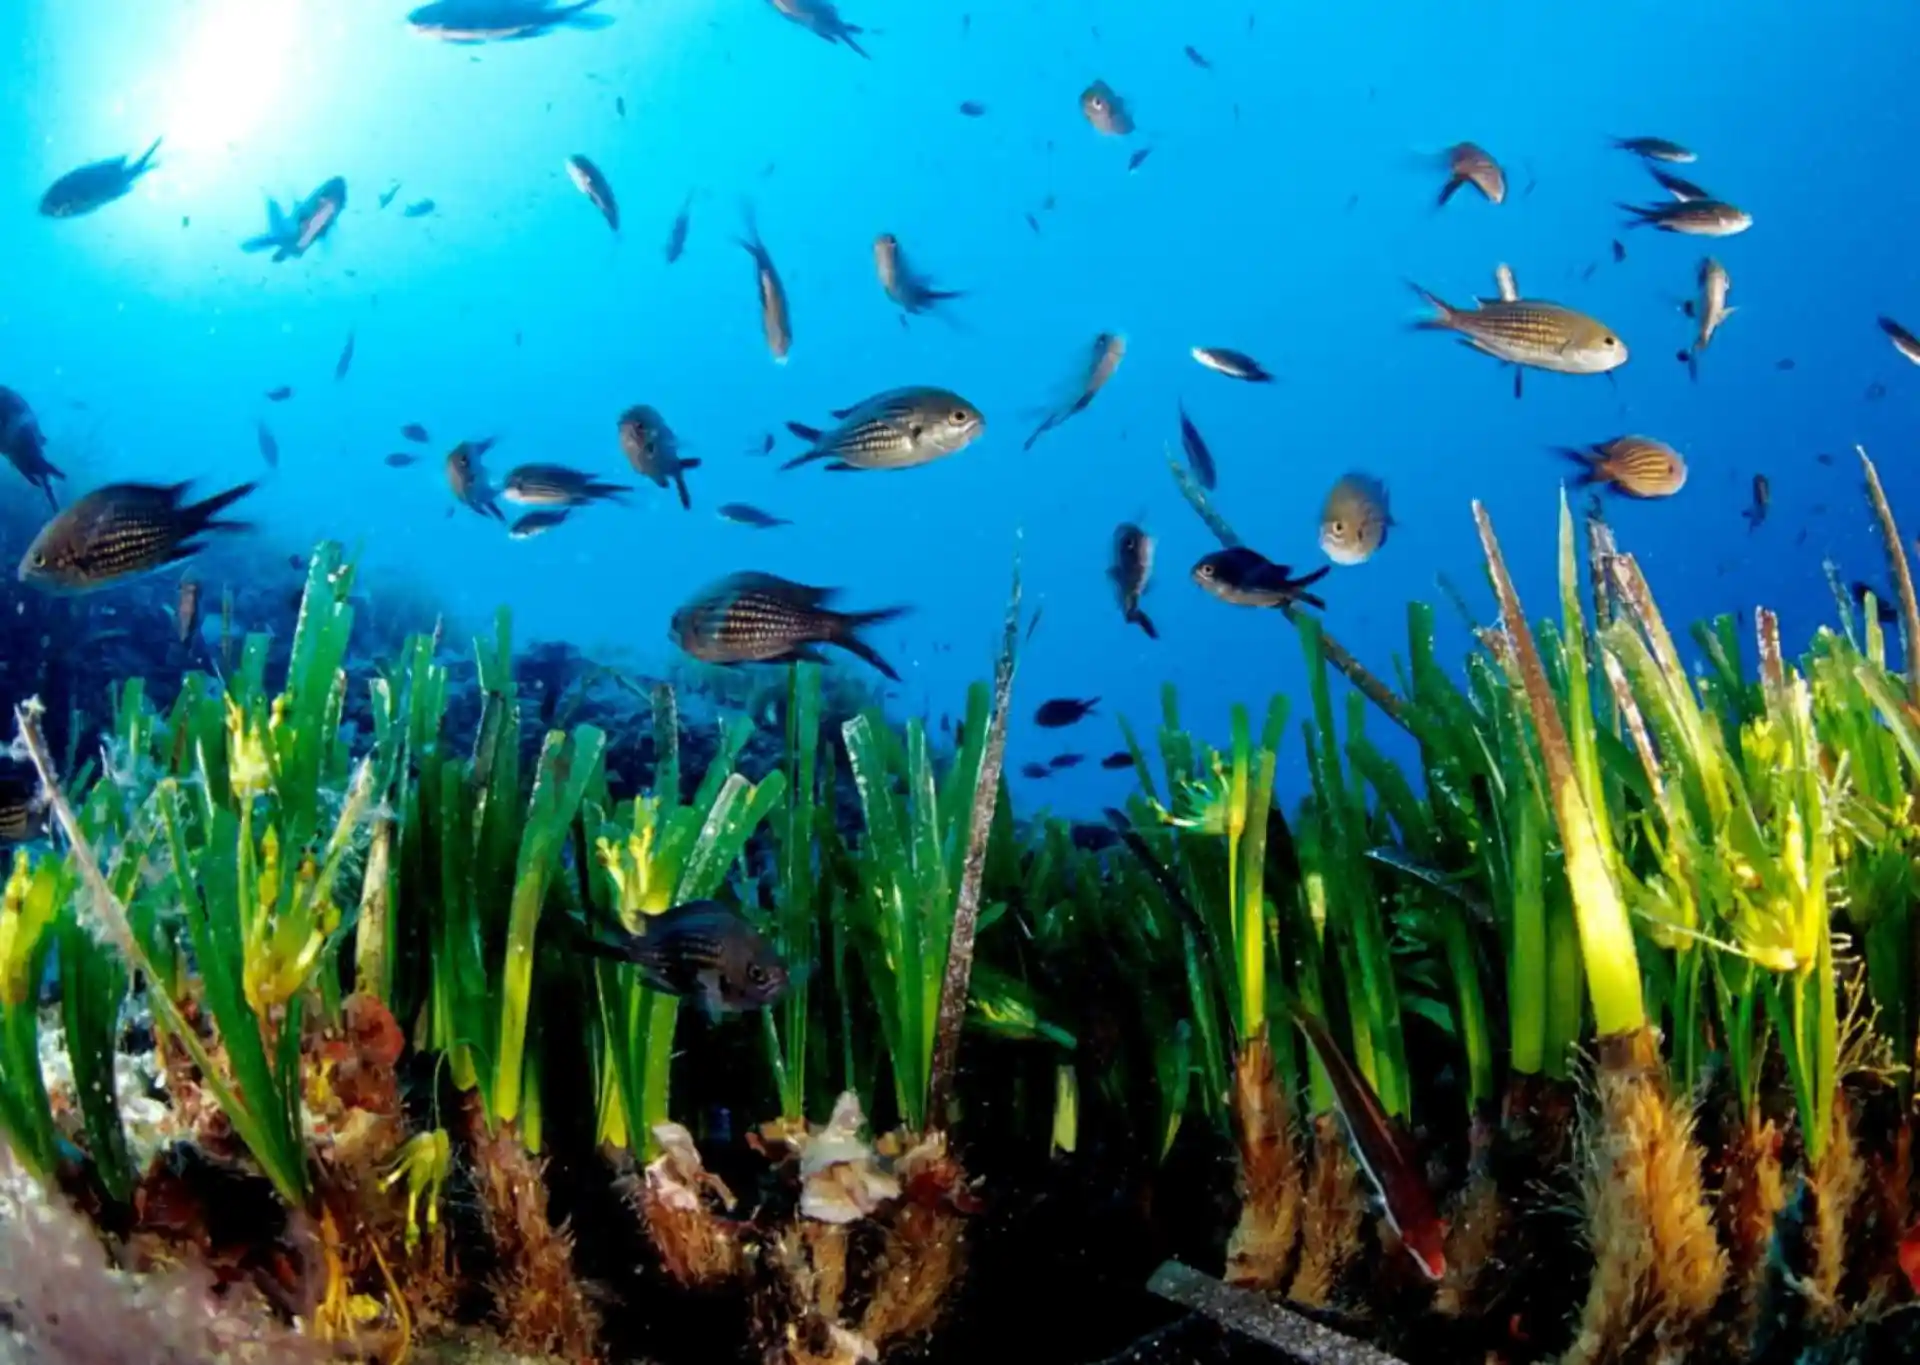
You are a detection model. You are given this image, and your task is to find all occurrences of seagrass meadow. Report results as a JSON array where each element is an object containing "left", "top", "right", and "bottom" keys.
[{"left": 12, "top": 454, "right": 1920, "bottom": 1365}]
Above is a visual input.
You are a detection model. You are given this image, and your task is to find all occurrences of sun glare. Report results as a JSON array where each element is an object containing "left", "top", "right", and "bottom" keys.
[{"left": 161, "top": 0, "right": 301, "bottom": 160}]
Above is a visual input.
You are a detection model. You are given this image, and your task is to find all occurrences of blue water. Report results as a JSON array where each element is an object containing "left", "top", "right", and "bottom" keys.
[{"left": 9, "top": 0, "right": 1920, "bottom": 813}]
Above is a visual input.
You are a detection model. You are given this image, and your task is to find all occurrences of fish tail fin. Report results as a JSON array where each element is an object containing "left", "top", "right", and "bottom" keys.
[
  {"left": 183, "top": 480, "right": 260, "bottom": 532},
  {"left": 1436, "top": 175, "right": 1464, "bottom": 207},
  {"left": 590, "top": 481, "right": 635, "bottom": 504},
  {"left": 1681, "top": 348, "right": 1699, "bottom": 382},
  {"left": 672, "top": 468, "right": 692, "bottom": 509},
  {"left": 132, "top": 138, "right": 163, "bottom": 174},
  {"left": 1128, "top": 609, "right": 1159, "bottom": 640},
  {"left": 780, "top": 448, "right": 827, "bottom": 472},
  {"left": 1293, "top": 589, "right": 1327, "bottom": 611},
  {"left": 840, "top": 28, "right": 870, "bottom": 58},
  {"left": 1554, "top": 447, "right": 1601, "bottom": 485},
  {"left": 1404, "top": 281, "right": 1455, "bottom": 329},
  {"left": 1290, "top": 566, "right": 1331, "bottom": 592},
  {"left": 1615, "top": 202, "right": 1654, "bottom": 227},
  {"left": 833, "top": 606, "right": 911, "bottom": 681},
  {"left": 785, "top": 421, "right": 822, "bottom": 442},
  {"left": 239, "top": 232, "right": 281, "bottom": 254}
]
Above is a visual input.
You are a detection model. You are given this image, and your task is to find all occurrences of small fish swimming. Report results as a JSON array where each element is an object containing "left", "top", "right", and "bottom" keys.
[
  {"left": 1191, "top": 346, "right": 1272, "bottom": 383},
  {"left": 1679, "top": 257, "right": 1734, "bottom": 380},
  {"left": 265, "top": 385, "right": 293, "bottom": 402},
  {"left": 1744, "top": 474, "right": 1770, "bottom": 531},
  {"left": 564, "top": 900, "right": 789, "bottom": 1017},
  {"left": 1648, "top": 166, "right": 1712, "bottom": 202},
  {"left": 617, "top": 404, "right": 703, "bottom": 507},
  {"left": 403, "top": 198, "right": 437, "bottom": 218},
  {"left": 1408, "top": 282, "right": 1626, "bottom": 394},
  {"left": 739, "top": 205, "right": 792, "bottom": 362},
  {"left": 1035, "top": 698, "right": 1099, "bottom": 728},
  {"left": 509, "top": 509, "right": 572, "bottom": 539},
  {"left": 446, "top": 438, "right": 504, "bottom": 520},
  {"left": 1557, "top": 436, "right": 1687, "bottom": 499},
  {"left": 1183, "top": 45, "right": 1211, "bottom": 69},
  {"left": 1319, "top": 473, "right": 1393, "bottom": 566},
  {"left": 1127, "top": 147, "right": 1153, "bottom": 173},
  {"left": 767, "top": 0, "right": 869, "bottom": 58},
  {"left": 1049, "top": 753, "right": 1086, "bottom": 771},
  {"left": 406, "top": 0, "right": 611, "bottom": 42},
  {"left": 402, "top": 422, "right": 431, "bottom": 443},
  {"left": 717, "top": 502, "right": 790, "bottom": 529},
  {"left": 502, "top": 462, "right": 631, "bottom": 508},
  {"left": 0, "top": 770, "right": 47, "bottom": 845},
  {"left": 1878, "top": 317, "right": 1920, "bottom": 366},
  {"left": 615, "top": 96, "right": 626, "bottom": 118},
  {"left": 565, "top": 154, "right": 619, "bottom": 231},
  {"left": 379, "top": 182, "right": 402, "bottom": 209},
  {"left": 1021, "top": 762, "right": 1051, "bottom": 781},
  {"left": 1025, "top": 333, "right": 1125, "bottom": 450},
  {"left": 1437, "top": 141, "right": 1504, "bottom": 206},
  {"left": 1192, "top": 548, "right": 1330, "bottom": 610},
  {"left": 1109, "top": 522, "right": 1158, "bottom": 640},
  {"left": 784, "top": 387, "right": 985, "bottom": 471},
  {"left": 17, "top": 479, "right": 258, "bottom": 593},
  {"left": 1080, "top": 80, "right": 1134, "bottom": 135},
  {"left": 1178, "top": 402, "right": 1217, "bottom": 490},
  {"left": 1618, "top": 199, "right": 1751, "bottom": 237},
  {"left": 671, "top": 571, "right": 907, "bottom": 679},
  {"left": 241, "top": 177, "right": 347, "bottom": 263},
  {"left": 176, "top": 577, "right": 202, "bottom": 646},
  {"left": 665, "top": 192, "right": 692, "bottom": 263},
  {"left": 335, "top": 329, "right": 356, "bottom": 381},
  {"left": 39, "top": 138, "right": 161, "bottom": 218},
  {"left": 0, "top": 387, "right": 62, "bottom": 509},
  {"left": 874, "top": 233, "right": 965, "bottom": 317},
  {"left": 1100, "top": 751, "right": 1135, "bottom": 770},
  {"left": 255, "top": 420, "right": 279, "bottom": 470},
  {"left": 1611, "top": 135, "right": 1696, "bottom": 164},
  {"left": 958, "top": 100, "right": 988, "bottom": 117},
  {"left": 383, "top": 452, "right": 420, "bottom": 468}
]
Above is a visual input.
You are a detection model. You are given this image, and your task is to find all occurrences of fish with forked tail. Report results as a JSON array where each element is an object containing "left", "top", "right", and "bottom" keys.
[
  {"left": 617, "top": 404, "right": 702, "bottom": 508},
  {"left": 562, "top": 900, "right": 790, "bottom": 1017},
  {"left": 671, "top": 571, "right": 908, "bottom": 679},
  {"left": 406, "top": 0, "right": 612, "bottom": 41},
  {"left": 784, "top": 387, "right": 984, "bottom": 471},
  {"left": 241, "top": 177, "right": 347, "bottom": 263},
  {"left": 1109, "top": 522, "right": 1158, "bottom": 639},
  {"left": 1192, "top": 548, "right": 1329, "bottom": 610},
  {"left": 0, "top": 387, "right": 62, "bottom": 509},
  {"left": 767, "top": 0, "right": 869, "bottom": 57},
  {"left": 40, "top": 138, "right": 162, "bottom": 218},
  {"left": 18, "top": 479, "right": 259, "bottom": 592}
]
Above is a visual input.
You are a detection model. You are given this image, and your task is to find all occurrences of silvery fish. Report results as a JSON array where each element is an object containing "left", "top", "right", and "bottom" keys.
[
  {"left": 1025, "top": 332, "right": 1125, "bottom": 450},
  {"left": 1878, "top": 317, "right": 1920, "bottom": 366},
  {"left": 739, "top": 205, "right": 792, "bottom": 362},
  {"left": 767, "top": 0, "right": 868, "bottom": 58},
  {"left": 407, "top": 0, "right": 611, "bottom": 42},
  {"left": 1679, "top": 258, "right": 1734, "bottom": 380},
  {"left": 1191, "top": 346, "right": 1273, "bottom": 382},
  {"left": 1319, "top": 473, "right": 1393, "bottom": 566},
  {"left": 502, "top": 462, "right": 631, "bottom": 508},
  {"left": 39, "top": 138, "right": 161, "bottom": 218},
  {"left": 1618, "top": 199, "right": 1751, "bottom": 237},
  {"left": 509, "top": 509, "right": 571, "bottom": 539},
  {"left": 1080, "top": 80, "right": 1134, "bottom": 135},
  {"left": 783, "top": 386, "right": 984, "bottom": 471},
  {"left": 1611, "top": 135, "right": 1697, "bottom": 164},
  {"left": 241, "top": 177, "right": 347, "bottom": 263},
  {"left": 874, "top": 233, "right": 965, "bottom": 317},
  {"left": 565, "top": 154, "right": 619, "bottom": 231}
]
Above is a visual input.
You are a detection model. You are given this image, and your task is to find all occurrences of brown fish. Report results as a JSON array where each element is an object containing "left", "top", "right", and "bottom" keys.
[
  {"left": 1438, "top": 142, "right": 1504, "bottom": 206},
  {"left": 874, "top": 233, "right": 965, "bottom": 317},
  {"left": 1610, "top": 135, "right": 1696, "bottom": 164},
  {"left": 617, "top": 405, "right": 702, "bottom": 508},
  {"left": 1108, "top": 522, "right": 1157, "bottom": 639},
  {"left": 176, "top": 577, "right": 202, "bottom": 645},
  {"left": 445, "top": 439, "right": 504, "bottom": 521},
  {"left": 1744, "top": 474, "right": 1770, "bottom": 531},
  {"left": 1618, "top": 199, "right": 1751, "bottom": 236},
  {"left": 1025, "top": 332, "right": 1124, "bottom": 450},
  {"left": 1409, "top": 282, "right": 1626, "bottom": 394},
  {"left": 739, "top": 205, "right": 791, "bottom": 362},
  {"left": 0, "top": 770, "right": 46, "bottom": 844},
  {"left": 17, "top": 480, "right": 258, "bottom": 592},
  {"left": 1557, "top": 436, "right": 1687, "bottom": 499},
  {"left": 1319, "top": 473, "right": 1392, "bottom": 565},
  {"left": 565, "top": 899, "right": 789, "bottom": 1017},
  {"left": 1679, "top": 257, "right": 1734, "bottom": 380},
  {"left": 671, "top": 571, "right": 907, "bottom": 679},
  {"left": 502, "top": 462, "right": 631, "bottom": 508},
  {"left": 1080, "top": 80, "right": 1134, "bottom": 135}
]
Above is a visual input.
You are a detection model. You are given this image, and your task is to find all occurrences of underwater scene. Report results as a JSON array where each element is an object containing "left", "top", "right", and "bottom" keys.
[{"left": 9, "top": 2, "right": 1920, "bottom": 1363}]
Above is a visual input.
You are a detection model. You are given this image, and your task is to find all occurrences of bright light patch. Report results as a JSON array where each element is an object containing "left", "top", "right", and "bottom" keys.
[{"left": 160, "top": 0, "right": 300, "bottom": 158}]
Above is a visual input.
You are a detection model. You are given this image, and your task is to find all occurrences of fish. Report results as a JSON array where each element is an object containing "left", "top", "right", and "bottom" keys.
[
  {"left": 563, "top": 900, "right": 788, "bottom": 1017},
  {"left": 1021, "top": 762, "right": 1051, "bottom": 781},
  {"left": 1744, "top": 474, "right": 1771, "bottom": 531},
  {"left": 0, "top": 387, "right": 63, "bottom": 509},
  {"left": 1049, "top": 753, "right": 1085, "bottom": 770},
  {"left": 1878, "top": 317, "right": 1920, "bottom": 366},
  {"left": 784, "top": 386, "right": 985, "bottom": 471},
  {"left": 1178, "top": 403, "right": 1217, "bottom": 490},
  {"left": 1648, "top": 166, "right": 1712, "bottom": 202},
  {"left": 874, "top": 234, "right": 965, "bottom": 317},
  {"left": 379, "top": 182, "right": 401, "bottom": 209},
  {"left": 1408, "top": 282, "right": 1626, "bottom": 394},
  {"left": 665, "top": 192, "right": 692, "bottom": 263},
  {"left": 1035, "top": 698, "right": 1098, "bottom": 728},
  {"left": 1025, "top": 333, "right": 1125, "bottom": 451},
  {"left": 1610, "top": 135, "right": 1696, "bottom": 163},
  {"left": 1320, "top": 473, "right": 1393, "bottom": 566},
  {"left": 265, "top": 385, "right": 293, "bottom": 402},
  {"left": 383, "top": 452, "right": 420, "bottom": 468},
  {"left": 1556, "top": 436, "right": 1688, "bottom": 499},
  {"left": 717, "top": 502, "right": 791, "bottom": 529},
  {"left": 1611, "top": 239, "right": 1626, "bottom": 263},
  {"left": 502, "top": 462, "right": 631, "bottom": 507},
  {"left": 748, "top": 432, "right": 775, "bottom": 456},
  {"left": 1192, "top": 548, "right": 1330, "bottom": 610},
  {"left": 767, "top": 0, "right": 869, "bottom": 58},
  {"left": 406, "top": 0, "right": 612, "bottom": 42},
  {"left": 255, "top": 421, "right": 279, "bottom": 470},
  {"left": 509, "top": 509, "right": 572, "bottom": 539},
  {"left": 739, "top": 206, "right": 792, "bottom": 362},
  {"left": 240, "top": 177, "right": 347, "bottom": 263},
  {"left": 1183, "top": 44, "right": 1211, "bottom": 68},
  {"left": 176, "top": 577, "right": 203, "bottom": 646},
  {"left": 1852, "top": 582, "right": 1899, "bottom": 626},
  {"left": 38, "top": 138, "right": 162, "bottom": 218},
  {"left": 335, "top": 329, "right": 356, "bottom": 381},
  {"left": 617, "top": 404, "right": 703, "bottom": 508},
  {"left": 1191, "top": 346, "right": 1273, "bottom": 383},
  {"left": 0, "top": 770, "right": 47, "bottom": 845},
  {"left": 17, "top": 479, "right": 258, "bottom": 593},
  {"left": 1679, "top": 257, "right": 1734, "bottom": 380},
  {"left": 1080, "top": 80, "right": 1134, "bottom": 135},
  {"left": 565, "top": 154, "right": 619, "bottom": 232},
  {"left": 1127, "top": 147, "right": 1153, "bottom": 173},
  {"left": 1437, "top": 141, "right": 1504, "bottom": 206},
  {"left": 1288, "top": 1001, "right": 1448, "bottom": 1281},
  {"left": 958, "top": 100, "right": 987, "bottom": 117},
  {"left": 446, "top": 439, "right": 505, "bottom": 520},
  {"left": 615, "top": 96, "right": 626, "bottom": 118},
  {"left": 402, "top": 423, "right": 431, "bottom": 443},
  {"left": 1109, "top": 522, "right": 1158, "bottom": 640},
  {"left": 403, "top": 198, "right": 437, "bottom": 218},
  {"left": 670, "top": 571, "right": 908, "bottom": 679},
  {"left": 1617, "top": 199, "right": 1751, "bottom": 236},
  {"left": 1100, "top": 751, "right": 1135, "bottom": 770}
]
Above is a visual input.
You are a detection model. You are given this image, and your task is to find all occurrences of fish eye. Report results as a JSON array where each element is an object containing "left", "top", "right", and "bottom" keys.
[
  {"left": 1197, "top": 563, "right": 1214, "bottom": 579},
  {"left": 1090, "top": 95, "right": 1107, "bottom": 112},
  {"left": 29, "top": 553, "right": 45, "bottom": 568},
  {"left": 747, "top": 963, "right": 770, "bottom": 984},
  {"left": 949, "top": 409, "right": 971, "bottom": 425},
  {"left": 1603, "top": 336, "right": 1618, "bottom": 347}
]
